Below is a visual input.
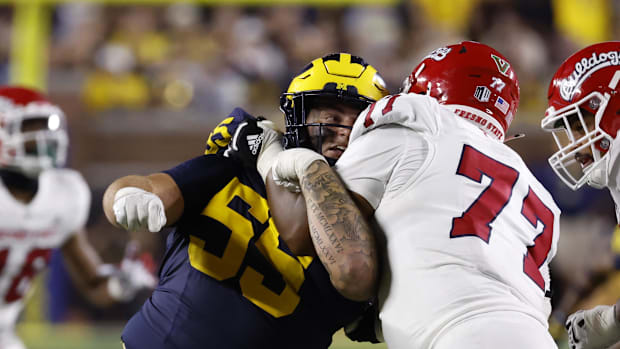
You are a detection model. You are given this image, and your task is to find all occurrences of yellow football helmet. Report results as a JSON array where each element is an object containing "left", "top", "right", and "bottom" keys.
[{"left": 279, "top": 53, "right": 388, "bottom": 152}]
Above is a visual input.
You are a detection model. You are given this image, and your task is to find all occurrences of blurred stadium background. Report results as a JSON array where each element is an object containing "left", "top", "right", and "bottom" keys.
[{"left": 1, "top": 0, "right": 619, "bottom": 348}]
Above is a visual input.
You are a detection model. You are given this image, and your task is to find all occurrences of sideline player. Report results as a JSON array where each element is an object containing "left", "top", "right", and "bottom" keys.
[
  {"left": 0, "top": 86, "right": 156, "bottom": 349},
  {"left": 103, "top": 53, "right": 387, "bottom": 348},
  {"left": 270, "top": 41, "right": 561, "bottom": 348},
  {"left": 541, "top": 41, "right": 620, "bottom": 349}
]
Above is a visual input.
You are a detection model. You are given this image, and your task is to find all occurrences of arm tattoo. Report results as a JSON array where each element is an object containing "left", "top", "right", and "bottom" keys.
[{"left": 300, "top": 161, "right": 376, "bottom": 281}]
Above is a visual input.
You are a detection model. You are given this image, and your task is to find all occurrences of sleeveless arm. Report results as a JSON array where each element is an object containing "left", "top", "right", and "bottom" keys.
[
  {"left": 103, "top": 172, "right": 183, "bottom": 229},
  {"left": 298, "top": 160, "right": 378, "bottom": 301}
]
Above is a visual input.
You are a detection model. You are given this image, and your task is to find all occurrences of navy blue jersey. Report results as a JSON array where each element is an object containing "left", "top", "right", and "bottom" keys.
[{"left": 121, "top": 155, "right": 366, "bottom": 349}]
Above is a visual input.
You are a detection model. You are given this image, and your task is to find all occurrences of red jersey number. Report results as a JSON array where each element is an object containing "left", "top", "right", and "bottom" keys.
[
  {"left": 0, "top": 247, "right": 53, "bottom": 303},
  {"left": 521, "top": 188, "right": 555, "bottom": 290},
  {"left": 451, "top": 145, "right": 519, "bottom": 242},
  {"left": 450, "top": 145, "right": 555, "bottom": 292},
  {"left": 364, "top": 94, "right": 401, "bottom": 128}
]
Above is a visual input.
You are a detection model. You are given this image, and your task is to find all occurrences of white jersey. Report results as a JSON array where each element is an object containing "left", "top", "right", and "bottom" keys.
[
  {"left": 604, "top": 136, "right": 620, "bottom": 223},
  {"left": 0, "top": 169, "right": 90, "bottom": 333},
  {"left": 336, "top": 94, "right": 561, "bottom": 348}
]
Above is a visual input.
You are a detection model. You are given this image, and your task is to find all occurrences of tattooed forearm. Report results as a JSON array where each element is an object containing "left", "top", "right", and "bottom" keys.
[
  {"left": 307, "top": 200, "right": 344, "bottom": 253},
  {"left": 307, "top": 200, "right": 344, "bottom": 265},
  {"left": 299, "top": 160, "right": 378, "bottom": 301},
  {"left": 309, "top": 220, "right": 337, "bottom": 265}
]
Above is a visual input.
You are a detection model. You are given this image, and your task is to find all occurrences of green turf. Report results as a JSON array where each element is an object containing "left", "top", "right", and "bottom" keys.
[
  {"left": 17, "top": 323, "right": 388, "bottom": 349},
  {"left": 17, "top": 322, "right": 568, "bottom": 348},
  {"left": 18, "top": 323, "right": 123, "bottom": 349}
]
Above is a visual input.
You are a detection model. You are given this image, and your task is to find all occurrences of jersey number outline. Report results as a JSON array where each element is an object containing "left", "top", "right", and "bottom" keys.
[
  {"left": 0, "top": 247, "right": 53, "bottom": 303},
  {"left": 364, "top": 94, "right": 401, "bottom": 128},
  {"left": 188, "top": 177, "right": 308, "bottom": 318},
  {"left": 204, "top": 116, "right": 234, "bottom": 155},
  {"left": 450, "top": 145, "right": 554, "bottom": 291}
]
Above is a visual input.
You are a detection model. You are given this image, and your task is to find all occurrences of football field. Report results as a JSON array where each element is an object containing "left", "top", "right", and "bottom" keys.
[
  {"left": 17, "top": 323, "right": 570, "bottom": 348},
  {"left": 17, "top": 323, "right": 389, "bottom": 349},
  {"left": 18, "top": 322, "right": 570, "bottom": 348}
]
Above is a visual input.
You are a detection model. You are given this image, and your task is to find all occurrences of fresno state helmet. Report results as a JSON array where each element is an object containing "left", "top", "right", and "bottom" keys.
[
  {"left": 280, "top": 53, "right": 388, "bottom": 161},
  {"left": 0, "top": 86, "right": 68, "bottom": 177},
  {"left": 541, "top": 41, "right": 620, "bottom": 190},
  {"left": 402, "top": 41, "right": 520, "bottom": 141}
]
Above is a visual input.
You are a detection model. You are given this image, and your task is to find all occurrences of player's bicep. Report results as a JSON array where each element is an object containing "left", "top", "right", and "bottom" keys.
[
  {"left": 146, "top": 172, "right": 184, "bottom": 226},
  {"left": 103, "top": 172, "right": 184, "bottom": 228}
]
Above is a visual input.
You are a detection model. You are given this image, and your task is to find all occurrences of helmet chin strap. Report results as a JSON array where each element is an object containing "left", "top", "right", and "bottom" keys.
[
  {"left": 325, "top": 157, "right": 338, "bottom": 167},
  {"left": 586, "top": 155, "right": 609, "bottom": 189},
  {"left": 587, "top": 168, "right": 608, "bottom": 189},
  {"left": 504, "top": 133, "right": 525, "bottom": 143},
  {"left": 0, "top": 168, "right": 39, "bottom": 194}
]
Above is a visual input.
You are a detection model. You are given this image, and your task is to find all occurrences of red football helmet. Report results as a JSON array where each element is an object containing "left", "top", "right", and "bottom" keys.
[
  {"left": 402, "top": 41, "right": 520, "bottom": 141},
  {"left": 541, "top": 41, "right": 620, "bottom": 190},
  {"left": 0, "top": 86, "right": 68, "bottom": 177}
]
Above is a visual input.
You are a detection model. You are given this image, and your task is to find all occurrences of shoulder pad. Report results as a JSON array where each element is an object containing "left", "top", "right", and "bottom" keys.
[
  {"left": 350, "top": 93, "right": 440, "bottom": 143},
  {"left": 43, "top": 169, "right": 91, "bottom": 232}
]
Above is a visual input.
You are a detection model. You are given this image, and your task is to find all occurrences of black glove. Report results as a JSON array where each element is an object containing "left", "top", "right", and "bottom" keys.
[
  {"left": 223, "top": 115, "right": 267, "bottom": 168},
  {"left": 344, "top": 300, "right": 382, "bottom": 343},
  {"left": 205, "top": 108, "right": 283, "bottom": 178},
  {"left": 204, "top": 107, "right": 260, "bottom": 157}
]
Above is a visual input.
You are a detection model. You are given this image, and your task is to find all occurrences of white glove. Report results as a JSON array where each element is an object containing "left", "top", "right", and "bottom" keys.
[
  {"left": 566, "top": 305, "right": 620, "bottom": 349},
  {"left": 271, "top": 148, "right": 327, "bottom": 192},
  {"left": 104, "top": 241, "right": 158, "bottom": 302},
  {"left": 113, "top": 187, "right": 166, "bottom": 233},
  {"left": 256, "top": 120, "right": 284, "bottom": 182}
]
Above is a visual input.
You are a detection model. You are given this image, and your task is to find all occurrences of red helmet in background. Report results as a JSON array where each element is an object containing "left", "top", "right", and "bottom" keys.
[
  {"left": 0, "top": 86, "right": 68, "bottom": 177},
  {"left": 402, "top": 41, "right": 520, "bottom": 141},
  {"left": 541, "top": 41, "right": 620, "bottom": 190}
]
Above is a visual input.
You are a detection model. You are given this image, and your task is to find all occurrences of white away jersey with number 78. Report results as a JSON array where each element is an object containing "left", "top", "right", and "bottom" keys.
[
  {"left": 0, "top": 168, "right": 90, "bottom": 337},
  {"left": 335, "top": 93, "right": 561, "bottom": 348}
]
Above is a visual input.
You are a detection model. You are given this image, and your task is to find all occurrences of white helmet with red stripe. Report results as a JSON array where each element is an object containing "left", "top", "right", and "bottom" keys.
[{"left": 0, "top": 86, "right": 68, "bottom": 177}]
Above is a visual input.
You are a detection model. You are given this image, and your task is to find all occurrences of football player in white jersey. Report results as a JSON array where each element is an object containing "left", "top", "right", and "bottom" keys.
[
  {"left": 0, "top": 86, "right": 156, "bottom": 349},
  {"left": 268, "top": 41, "right": 561, "bottom": 348},
  {"left": 541, "top": 41, "right": 620, "bottom": 349}
]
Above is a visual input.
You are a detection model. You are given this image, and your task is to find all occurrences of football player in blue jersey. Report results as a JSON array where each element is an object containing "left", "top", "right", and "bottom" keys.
[{"left": 102, "top": 53, "right": 388, "bottom": 349}]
